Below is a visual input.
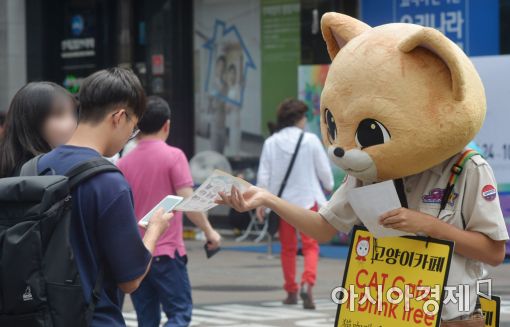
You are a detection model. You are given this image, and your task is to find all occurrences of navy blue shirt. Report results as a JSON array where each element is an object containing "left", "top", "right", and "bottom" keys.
[{"left": 38, "top": 145, "right": 151, "bottom": 327}]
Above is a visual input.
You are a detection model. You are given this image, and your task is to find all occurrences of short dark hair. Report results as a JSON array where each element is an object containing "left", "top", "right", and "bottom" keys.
[
  {"left": 138, "top": 96, "right": 171, "bottom": 134},
  {"left": 78, "top": 67, "right": 146, "bottom": 123},
  {"left": 275, "top": 99, "right": 308, "bottom": 131}
]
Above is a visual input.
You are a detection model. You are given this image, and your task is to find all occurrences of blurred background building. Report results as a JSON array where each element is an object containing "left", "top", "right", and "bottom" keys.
[{"left": 1, "top": 0, "right": 509, "bottom": 157}]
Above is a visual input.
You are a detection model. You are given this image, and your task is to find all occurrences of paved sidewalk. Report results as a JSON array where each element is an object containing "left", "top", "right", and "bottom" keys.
[{"left": 123, "top": 239, "right": 510, "bottom": 326}]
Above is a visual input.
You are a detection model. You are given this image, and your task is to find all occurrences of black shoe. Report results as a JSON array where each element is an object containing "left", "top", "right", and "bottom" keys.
[{"left": 300, "top": 284, "right": 316, "bottom": 310}]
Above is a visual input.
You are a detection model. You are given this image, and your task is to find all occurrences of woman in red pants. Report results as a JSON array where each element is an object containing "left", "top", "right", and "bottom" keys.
[{"left": 256, "top": 99, "right": 334, "bottom": 309}]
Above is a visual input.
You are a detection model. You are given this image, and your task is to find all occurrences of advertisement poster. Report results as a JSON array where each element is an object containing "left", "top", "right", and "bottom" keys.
[{"left": 194, "top": 0, "right": 262, "bottom": 158}]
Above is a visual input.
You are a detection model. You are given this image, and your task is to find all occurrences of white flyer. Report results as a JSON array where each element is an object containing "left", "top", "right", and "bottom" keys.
[
  {"left": 346, "top": 180, "right": 413, "bottom": 238},
  {"left": 174, "top": 170, "right": 252, "bottom": 212}
]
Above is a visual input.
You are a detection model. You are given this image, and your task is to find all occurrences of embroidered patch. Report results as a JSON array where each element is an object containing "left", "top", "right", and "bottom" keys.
[
  {"left": 481, "top": 184, "right": 497, "bottom": 201},
  {"left": 422, "top": 188, "right": 458, "bottom": 206}
]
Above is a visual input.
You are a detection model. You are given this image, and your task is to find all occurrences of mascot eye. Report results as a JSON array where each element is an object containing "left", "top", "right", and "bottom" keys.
[
  {"left": 355, "top": 119, "right": 391, "bottom": 149},
  {"left": 324, "top": 108, "right": 337, "bottom": 143}
]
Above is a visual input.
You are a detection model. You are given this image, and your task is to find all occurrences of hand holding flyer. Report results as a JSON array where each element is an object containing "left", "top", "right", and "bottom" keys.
[
  {"left": 174, "top": 170, "right": 251, "bottom": 212},
  {"left": 347, "top": 180, "right": 413, "bottom": 238}
]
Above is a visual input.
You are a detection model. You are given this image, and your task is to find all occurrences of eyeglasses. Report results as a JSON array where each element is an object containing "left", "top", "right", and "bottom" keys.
[
  {"left": 112, "top": 110, "right": 140, "bottom": 141},
  {"left": 129, "top": 126, "right": 140, "bottom": 141}
]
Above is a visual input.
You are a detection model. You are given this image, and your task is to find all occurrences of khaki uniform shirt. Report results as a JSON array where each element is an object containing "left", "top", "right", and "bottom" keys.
[{"left": 319, "top": 152, "right": 509, "bottom": 320}]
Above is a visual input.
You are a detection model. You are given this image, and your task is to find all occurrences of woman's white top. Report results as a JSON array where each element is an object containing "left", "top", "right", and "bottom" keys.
[{"left": 257, "top": 126, "right": 334, "bottom": 208}]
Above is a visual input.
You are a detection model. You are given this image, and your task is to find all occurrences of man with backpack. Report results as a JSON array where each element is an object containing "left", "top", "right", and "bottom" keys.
[{"left": 0, "top": 67, "right": 172, "bottom": 327}]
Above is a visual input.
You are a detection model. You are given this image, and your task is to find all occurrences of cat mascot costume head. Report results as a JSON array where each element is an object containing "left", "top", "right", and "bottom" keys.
[{"left": 319, "top": 13, "right": 485, "bottom": 183}]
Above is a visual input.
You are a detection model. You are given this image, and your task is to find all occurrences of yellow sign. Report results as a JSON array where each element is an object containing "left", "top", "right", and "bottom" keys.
[
  {"left": 480, "top": 295, "right": 500, "bottom": 327},
  {"left": 334, "top": 226, "right": 453, "bottom": 327}
]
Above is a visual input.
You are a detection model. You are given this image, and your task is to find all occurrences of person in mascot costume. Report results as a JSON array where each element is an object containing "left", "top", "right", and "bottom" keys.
[{"left": 218, "top": 12, "right": 509, "bottom": 326}]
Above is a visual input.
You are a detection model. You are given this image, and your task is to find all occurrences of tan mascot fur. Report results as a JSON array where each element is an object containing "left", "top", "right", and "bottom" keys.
[
  {"left": 317, "top": 13, "right": 508, "bottom": 325},
  {"left": 320, "top": 13, "right": 485, "bottom": 183}
]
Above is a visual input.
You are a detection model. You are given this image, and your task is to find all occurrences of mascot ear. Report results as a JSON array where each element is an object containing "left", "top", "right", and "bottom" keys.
[
  {"left": 398, "top": 27, "right": 467, "bottom": 101},
  {"left": 321, "top": 12, "right": 371, "bottom": 60}
]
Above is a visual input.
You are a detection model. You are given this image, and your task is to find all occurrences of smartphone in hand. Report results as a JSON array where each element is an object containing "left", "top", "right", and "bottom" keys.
[{"left": 139, "top": 195, "right": 183, "bottom": 228}]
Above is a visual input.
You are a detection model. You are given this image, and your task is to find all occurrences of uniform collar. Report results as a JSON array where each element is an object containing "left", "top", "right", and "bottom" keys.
[{"left": 430, "top": 162, "right": 446, "bottom": 176}]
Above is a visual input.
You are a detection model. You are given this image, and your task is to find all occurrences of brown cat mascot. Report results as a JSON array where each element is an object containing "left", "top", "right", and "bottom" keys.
[{"left": 218, "top": 13, "right": 508, "bottom": 326}]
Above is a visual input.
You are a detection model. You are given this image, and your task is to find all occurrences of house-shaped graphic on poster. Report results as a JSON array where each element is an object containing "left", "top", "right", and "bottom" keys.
[{"left": 203, "top": 20, "right": 256, "bottom": 108}]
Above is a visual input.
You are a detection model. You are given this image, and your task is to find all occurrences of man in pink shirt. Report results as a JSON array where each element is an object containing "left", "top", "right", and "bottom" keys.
[{"left": 118, "top": 96, "right": 221, "bottom": 327}]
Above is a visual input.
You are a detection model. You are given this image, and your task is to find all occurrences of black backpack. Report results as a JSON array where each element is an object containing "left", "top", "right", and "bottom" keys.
[{"left": 0, "top": 155, "right": 120, "bottom": 327}]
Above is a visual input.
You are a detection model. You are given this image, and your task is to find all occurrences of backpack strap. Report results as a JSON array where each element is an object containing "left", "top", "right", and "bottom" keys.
[
  {"left": 64, "top": 158, "right": 121, "bottom": 190},
  {"left": 85, "top": 267, "right": 105, "bottom": 326},
  {"left": 19, "top": 154, "right": 45, "bottom": 176},
  {"left": 64, "top": 158, "right": 120, "bottom": 324},
  {"left": 66, "top": 158, "right": 120, "bottom": 324},
  {"left": 439, "top": 149, "right": 480, "bottom": 217},
  {"left": 277, "top": 131, "right": 304, "bottom": 197}
]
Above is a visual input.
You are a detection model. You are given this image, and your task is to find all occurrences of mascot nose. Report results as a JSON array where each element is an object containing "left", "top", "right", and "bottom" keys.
[{"left": 333, "top": 147, "right": 345, "bottom": 158}]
